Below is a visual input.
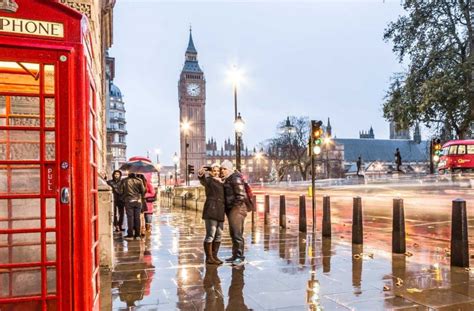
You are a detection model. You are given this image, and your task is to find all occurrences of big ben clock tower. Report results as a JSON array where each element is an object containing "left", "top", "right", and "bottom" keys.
[{"left": 178, "top": 29, "right": 206, "bottom": 179}]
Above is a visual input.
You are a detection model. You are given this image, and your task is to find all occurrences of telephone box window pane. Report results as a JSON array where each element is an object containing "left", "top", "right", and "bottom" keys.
[
  {"left": 47, "top": 267, "right": 56, "bottom": 294},
  {"left": 0, "top": 165, "right": 40, "bottom": 194},
  {"left": 0, "top": 62, "right": 40, "bottom": 95},
  {"left": 45, "top": 131, "right": 55, "bottom": 160},
  {"left": 46, "top": 232, "right": 56, "bottom": 261},
  {"left": 0, "top": 95, "right": 5, "bottom": 114},
  {"left": 0, "top": 267, "right": 42, "bottom": 297},
  {"left": 45, "top": 98, "right": 55, "bottom": 127},
  {"left": 8, "top": 96, "right": 40, "bottom": 127},
  {"left": 46, "top": 198, "right": 56, "bottom": 228},
  {"left": 0, "top": 233, "right": 41, "bottom": 264},
  {"left": 44, "top": 65, "right": 55, "bottom": 95},
  {"left": 0, "top": 198, "right": 40, "bottom": 230},
  {"left": 0, "top": 130, "right": 40, "bottom": 160},
  {"left": 47, "top": 242, "right": 56, "bottom": 262}
]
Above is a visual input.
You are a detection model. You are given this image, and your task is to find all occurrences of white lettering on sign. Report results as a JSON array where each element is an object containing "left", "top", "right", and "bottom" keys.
[
  {"left": 0, "top": 16, "right": 64, "bottom": 38},
  {"left": 47, "top": 167, "right": 54, "bottom": 192}
]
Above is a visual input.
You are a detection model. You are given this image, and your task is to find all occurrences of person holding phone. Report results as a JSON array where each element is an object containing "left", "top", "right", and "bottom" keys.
[{"left": 198, "top": 163, "right": 225, "bottom": 265}]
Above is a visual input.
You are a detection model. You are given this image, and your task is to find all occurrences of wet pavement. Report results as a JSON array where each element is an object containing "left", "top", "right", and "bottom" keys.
[{"left": 100, "top": 194, "right": 474, "bottom": 310}]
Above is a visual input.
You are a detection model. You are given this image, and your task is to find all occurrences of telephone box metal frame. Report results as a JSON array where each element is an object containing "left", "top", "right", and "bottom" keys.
[{"left": 0, "top": 1, "right": 100, "bottom": 310}]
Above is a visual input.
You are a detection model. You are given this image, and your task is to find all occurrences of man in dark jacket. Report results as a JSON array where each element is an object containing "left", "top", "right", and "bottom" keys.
[
  {"left": 220, "top": 160, "right": 248, "bottom": 266},
  {"left": 107, "top": 170, "right": 125, "bottom": 232},
  {"left": 198, "top": 163, "right": 225, "bottom": 265},
  {"left": 120, "top": 173, "right": 146, "bottom": 240}
]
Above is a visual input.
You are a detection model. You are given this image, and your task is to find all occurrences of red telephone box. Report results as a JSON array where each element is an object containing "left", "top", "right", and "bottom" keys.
[{"left": 0, "top": 1, "right": 100, "bottom": 310}]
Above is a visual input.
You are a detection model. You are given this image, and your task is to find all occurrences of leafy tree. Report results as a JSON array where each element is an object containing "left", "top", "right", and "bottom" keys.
[{"left": 383, "top": 0, "right": 474, "bottom": 138}]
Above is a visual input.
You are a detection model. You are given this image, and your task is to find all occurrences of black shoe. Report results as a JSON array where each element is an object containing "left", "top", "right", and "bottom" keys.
[
  {"left": 120, "top": 228, "right": 126, "bottom": 232},
  {"left": 225, "top": 256, "right": 236, "bottom": 263}
]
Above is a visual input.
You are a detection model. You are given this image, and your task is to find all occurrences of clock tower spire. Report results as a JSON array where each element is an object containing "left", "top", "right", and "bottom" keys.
[{"left": 178, "top": 28, "right": 206, "bottom": 179}]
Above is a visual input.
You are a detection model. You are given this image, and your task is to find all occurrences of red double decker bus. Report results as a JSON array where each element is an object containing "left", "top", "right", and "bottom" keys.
[{"left": 438, "top": 140, "right": 474, "bottom": 173}]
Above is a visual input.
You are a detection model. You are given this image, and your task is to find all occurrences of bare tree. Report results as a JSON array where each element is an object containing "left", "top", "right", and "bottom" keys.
[{"left": 263, "top": 116, "right": 311, "bottom": 181}]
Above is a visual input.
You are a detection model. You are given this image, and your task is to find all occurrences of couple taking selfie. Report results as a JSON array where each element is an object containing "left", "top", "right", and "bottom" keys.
[{"left": 198, "top": 159, "right": 254, "bottom": 267}]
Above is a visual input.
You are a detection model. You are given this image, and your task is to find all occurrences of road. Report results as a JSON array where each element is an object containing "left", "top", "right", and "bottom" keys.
[{"left": 252, "top": 175, "right": 474, "bottom": 265}]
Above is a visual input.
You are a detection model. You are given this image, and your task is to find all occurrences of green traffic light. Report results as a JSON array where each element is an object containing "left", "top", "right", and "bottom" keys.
[{"left": 314, "top": 138, "right": 322, "bottom": 145}]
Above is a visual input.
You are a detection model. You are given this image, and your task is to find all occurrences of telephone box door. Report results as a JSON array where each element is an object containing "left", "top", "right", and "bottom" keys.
[{"left": 0, "top": 48, "right": 72, "bottom": 310}]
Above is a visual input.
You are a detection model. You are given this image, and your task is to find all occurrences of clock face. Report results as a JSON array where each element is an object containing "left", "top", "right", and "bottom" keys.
[{"left": 187, "top": 83, "right": 201, "bottom": 96}]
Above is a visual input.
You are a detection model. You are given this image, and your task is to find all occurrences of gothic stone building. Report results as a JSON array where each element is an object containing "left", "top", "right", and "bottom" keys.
[{"left": 178, "top": 30, "right": 206, "bottom": 177}]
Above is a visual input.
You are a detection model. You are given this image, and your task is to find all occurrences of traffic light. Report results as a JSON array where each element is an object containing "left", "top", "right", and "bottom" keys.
[
  {"left": 432, "top": 138, "right": 442, "bottom": 163},
  {"left": 311, "top": 120, "right": 324, "bottom": 155},
  {"left": 187, "top": 164, "right": 195, "bottom": 175}
]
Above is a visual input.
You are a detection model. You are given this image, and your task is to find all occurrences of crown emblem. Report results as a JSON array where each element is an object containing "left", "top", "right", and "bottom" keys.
[{"left": 0, "top": 0, "right": 19, "bottom": 13}]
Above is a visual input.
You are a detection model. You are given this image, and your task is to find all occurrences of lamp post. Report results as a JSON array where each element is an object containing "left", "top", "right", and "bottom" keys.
[
  {"left": 155, "top": 148, "right": 161, "bottom": 186},
  {"left": 228, "top": 65, "right": 244, "bottom": 171},
  {"left": 181, "top": 121, "right": 190, "bottom": 186},
  {"left": 173, "top": 152, "right": 179, "bottom": 186},
  {"left": 323, "top": 137, "right": 332, "bottom": 179},
  {"left": 234, "top": 113, "right": 245, "bottom": 171},
  {"left": 281, "top": 116, "right": 295, "bottom": 180},
  {"left": 254, "top": 150, "right": 263, "bottom": 183}
]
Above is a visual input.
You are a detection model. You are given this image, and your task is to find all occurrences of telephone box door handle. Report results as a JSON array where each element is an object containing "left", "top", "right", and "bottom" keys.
[{"left": 61, "top": 187, "right": 70, "bottom": 204}]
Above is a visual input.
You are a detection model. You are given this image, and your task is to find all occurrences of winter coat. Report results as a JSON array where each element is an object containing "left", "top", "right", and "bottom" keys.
[
  {"left": 143, "top": 178, "right": 156, "bottom": 214},
  {"left": 107, "top": 180, "right": 124, "bottom": 206},
  {"left": 199, "top": 174, "right": 225, "bottom": 222},
  {"left": 223, "top": 172, "right": 247, "bottom": 212},
  {"left": 120, "top": 175, "right": 146, "bottom": 204}
]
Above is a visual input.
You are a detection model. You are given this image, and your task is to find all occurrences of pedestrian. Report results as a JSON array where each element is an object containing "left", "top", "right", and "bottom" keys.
[
  {"left": 220, "top": 160, "right": 248, "bottom": 266},
  {"left": 395, "top": 148, "right": 402, "bottom": 171},
  {"left": 120, "top": 172, "right": 146, "bottom": 241},
  {"left": 137, "top": 173, "right": 156, "bottom": 235},
  {"left": 356, "top": 156, "right": 362, "bottom": 176},
  {"left": 107, "top": 170, "right": 125, "bottom": 232},
  {"left": 198, "top": 163, "right": 225, "bottom": 265}
]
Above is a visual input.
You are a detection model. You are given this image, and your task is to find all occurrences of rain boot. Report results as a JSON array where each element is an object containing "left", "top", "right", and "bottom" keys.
[
  {"left": 212, "top": 242, "right": 223, "bottom": 265},
  {"left": 204, "top": 242, "right": 218, "bottom": 265}
]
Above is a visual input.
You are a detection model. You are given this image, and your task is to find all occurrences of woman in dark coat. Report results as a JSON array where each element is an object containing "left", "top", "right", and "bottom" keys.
[{"left": 198, "top": 163, "right": 225, "bottom": 265}]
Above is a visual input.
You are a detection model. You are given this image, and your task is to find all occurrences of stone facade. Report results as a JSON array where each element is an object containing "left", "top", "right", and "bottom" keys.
[{"left": 178, "top": 30, "right": 206, "bottom": 176}]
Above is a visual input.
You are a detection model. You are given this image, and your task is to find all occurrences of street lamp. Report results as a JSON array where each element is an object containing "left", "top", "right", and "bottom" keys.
[
  {"left": 234, "top": 113, "right": 245, "bottom": 171},
  {"left": 254, "top": 150, "right": 264, "bottom": 182},
  {"left": 228, "top": 65, "right": 245, "bottom": 171},
  {"left": 323, "top": 137, "right": 332, "bottom": 179},
  {"left": 173, "top": 152, "right": 179, "bottom": 186},
  {"left": 181, "top": 121, "right": 191, "bottom": 186},
  {"left": 155, "top": 148, "right": 161, "bottom": 186}
]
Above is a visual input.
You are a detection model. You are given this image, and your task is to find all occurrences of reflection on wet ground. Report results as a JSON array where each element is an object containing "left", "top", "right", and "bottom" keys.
[{"left": 101, "top": 198, "right": 474, "bottom": 310}]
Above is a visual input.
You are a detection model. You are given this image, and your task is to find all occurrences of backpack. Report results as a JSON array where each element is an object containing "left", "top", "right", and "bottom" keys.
[{"left": 243, "top": 181, "right": 256, "bottom": 212}]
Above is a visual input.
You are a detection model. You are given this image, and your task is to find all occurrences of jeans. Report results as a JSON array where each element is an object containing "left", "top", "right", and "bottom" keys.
[
  {"left": 113, "top": 201, "right": 125, "bottom": 227},
  {"left": 227, "top": 205, "right": 247, "bottom": 259},
  {"left": 126, "top": 201, "right": 142, "bottom": 237},
  {"left": 144, "top": 213, "right": 153, "bottom": 224},
  {"left": 204, "top": 219, "right": 223, "bottom": 243}
]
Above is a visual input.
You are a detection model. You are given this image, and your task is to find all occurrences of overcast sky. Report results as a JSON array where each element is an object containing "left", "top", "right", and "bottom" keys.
[{"left": 110, "top": 0, "right": 406, "bottom": 165}]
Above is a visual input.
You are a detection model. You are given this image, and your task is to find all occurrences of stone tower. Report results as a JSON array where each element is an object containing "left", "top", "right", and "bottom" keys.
[{"left": 178, "top": 28, "right": 206, "bottom": 178}]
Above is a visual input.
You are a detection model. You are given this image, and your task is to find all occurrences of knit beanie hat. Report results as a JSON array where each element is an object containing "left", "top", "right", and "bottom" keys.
[{"left": 220, "top": 160, "right": 234, "bottom": 172}]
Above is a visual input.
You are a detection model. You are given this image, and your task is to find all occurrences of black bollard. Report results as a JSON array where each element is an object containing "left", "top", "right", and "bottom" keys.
[
  {"left": 279, "top": 194, "right": 286, "bottom": 229},
  {"left": 392, "top": 198, "right": 406, "bottom": 254},
  {"left": 322, "top": 196, "right": 331, "bottom": 238},
  {"left": 352, "top": 197, "right": 363, "bottom": 244},
  {"left": 264, "top": 194, "right": 270, "bottom": 225},
  {"left": 299, "top": 195, "right": 307, "bottom": 233},
  {"left": 451, "top": 199, "right": 469, "bottom": 267}
]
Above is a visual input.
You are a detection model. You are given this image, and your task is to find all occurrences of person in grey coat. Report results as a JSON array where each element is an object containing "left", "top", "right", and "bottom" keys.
[{"left": 198, "top": 163, "right": 225, "bottom": 265}]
